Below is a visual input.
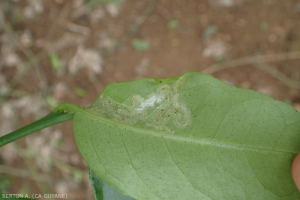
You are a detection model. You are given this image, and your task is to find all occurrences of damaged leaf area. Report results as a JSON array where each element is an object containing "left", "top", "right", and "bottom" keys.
[
  {"left": 87, "top": 78, "right": 191, "bottom": 133},
  {"left": 73, "top": 72, "right": 300, "bottom": 200}
]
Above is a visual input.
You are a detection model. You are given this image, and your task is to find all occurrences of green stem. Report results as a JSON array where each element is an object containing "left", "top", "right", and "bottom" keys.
[{"left": 0, "top": 102, "right": 80, "bottom": 148}]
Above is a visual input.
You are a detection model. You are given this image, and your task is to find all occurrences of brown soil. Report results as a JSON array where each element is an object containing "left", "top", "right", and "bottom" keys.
[{"left": 0, "top": 0, "right": 300, "bottom": 199}]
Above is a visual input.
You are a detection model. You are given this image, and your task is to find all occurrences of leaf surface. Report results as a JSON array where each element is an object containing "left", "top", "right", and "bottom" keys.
[
  {"left": 74, "top": 72, "right": 300, "bottom": 199},
  {"left": 90, "top": 168, "right": 135, "bottom": 200}
]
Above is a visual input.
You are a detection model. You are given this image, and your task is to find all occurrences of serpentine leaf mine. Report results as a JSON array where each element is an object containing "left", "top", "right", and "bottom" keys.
[{"left": 88, "top": 78, "right": 191, "bottom": 133}]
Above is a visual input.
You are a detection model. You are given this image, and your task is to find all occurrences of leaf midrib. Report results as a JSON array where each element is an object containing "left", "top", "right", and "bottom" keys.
[{"left": 79, "top": 108, "right": 298, "bottom": 155}]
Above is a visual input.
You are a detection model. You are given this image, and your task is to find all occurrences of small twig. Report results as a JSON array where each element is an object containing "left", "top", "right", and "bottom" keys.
[
  {"left": 45, "top": 1, "right": 71, "bottom": 40},
  {"left": 3, "top": 23, "right": 48, "bottom": 91},
  {"left": 59, "top": 19, "right": 91, "bottom": 36},
  {"left": 254, "top": 64, "right": 300, "bottom": 89},
  {"left": 8, "top": 53, "right": 44, "bottom": 87},
  {"left": 0, "top": 165, "right": 53, "bottom": 184},
  {"left": 202, "top": 51, "right": 300, "bottom": 74},
  {"left": 11, "top": 143, "right": 88, "bottom": 182},
  {"left": 0, "top": 52, "right": 47, "bottom": 100},
  {"left": 52, "top": 159, "right": 88, "bottom": 182},
  {"left": 157, "top": 5, "right": 173, "bottom": 21},
  {"left": 102, "top": 0, "right": 158, "bottom": 56},
  {"left": 10, "top": 144, "right": 51, "bottom": 194},
  {"left": 1, "top": 2, "right": 71, "bottom": 100},
  {"left": 202, "top": 51, "right": 300, "bottom": 89}
]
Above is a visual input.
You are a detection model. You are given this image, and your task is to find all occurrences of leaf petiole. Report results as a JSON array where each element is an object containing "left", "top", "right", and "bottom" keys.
[{"left": 0, "top": 102, "right": 80, "bottom": 148}]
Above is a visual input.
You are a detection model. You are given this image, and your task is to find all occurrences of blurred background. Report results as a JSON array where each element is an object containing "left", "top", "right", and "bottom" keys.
[{"left": 0, "top": 0, "right": 300, "bottom": 199}]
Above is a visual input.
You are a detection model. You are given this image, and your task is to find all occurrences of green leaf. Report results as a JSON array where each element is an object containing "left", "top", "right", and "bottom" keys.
[
  {"left": 104, "top": 0, "right": 119, "bottom": 4},
  {"left": 86, "top": 0, "right": 101, "bottom": 8},
  {"left": 131, "top": 39, "right": 150, "bottom": 51},
  {"left": 168, "top": 20, "right": 179, "bottom": 29},
  {"left": 49, "top": 52, "right": 63, "bottom": 72},
  {"left": 47, "top": 95, "right": 59, "bottom": 109},
  {"left": 260, "top": 21, "right": 269, "bottom": 31},
  {"left": 86, "top": 0, "right": 119, "bottom": 8},
  {"left": 90, "top": 168, "right": 135, "bottom": 200},
  {"left": 203, "top": 25, "right": 218, "bottom": 38},
  {"left": 75, "top": 87, "right": 87, "bottom": 97},
  {"left": 74, "top": 72, "right": 300, "bottom": 199}
]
